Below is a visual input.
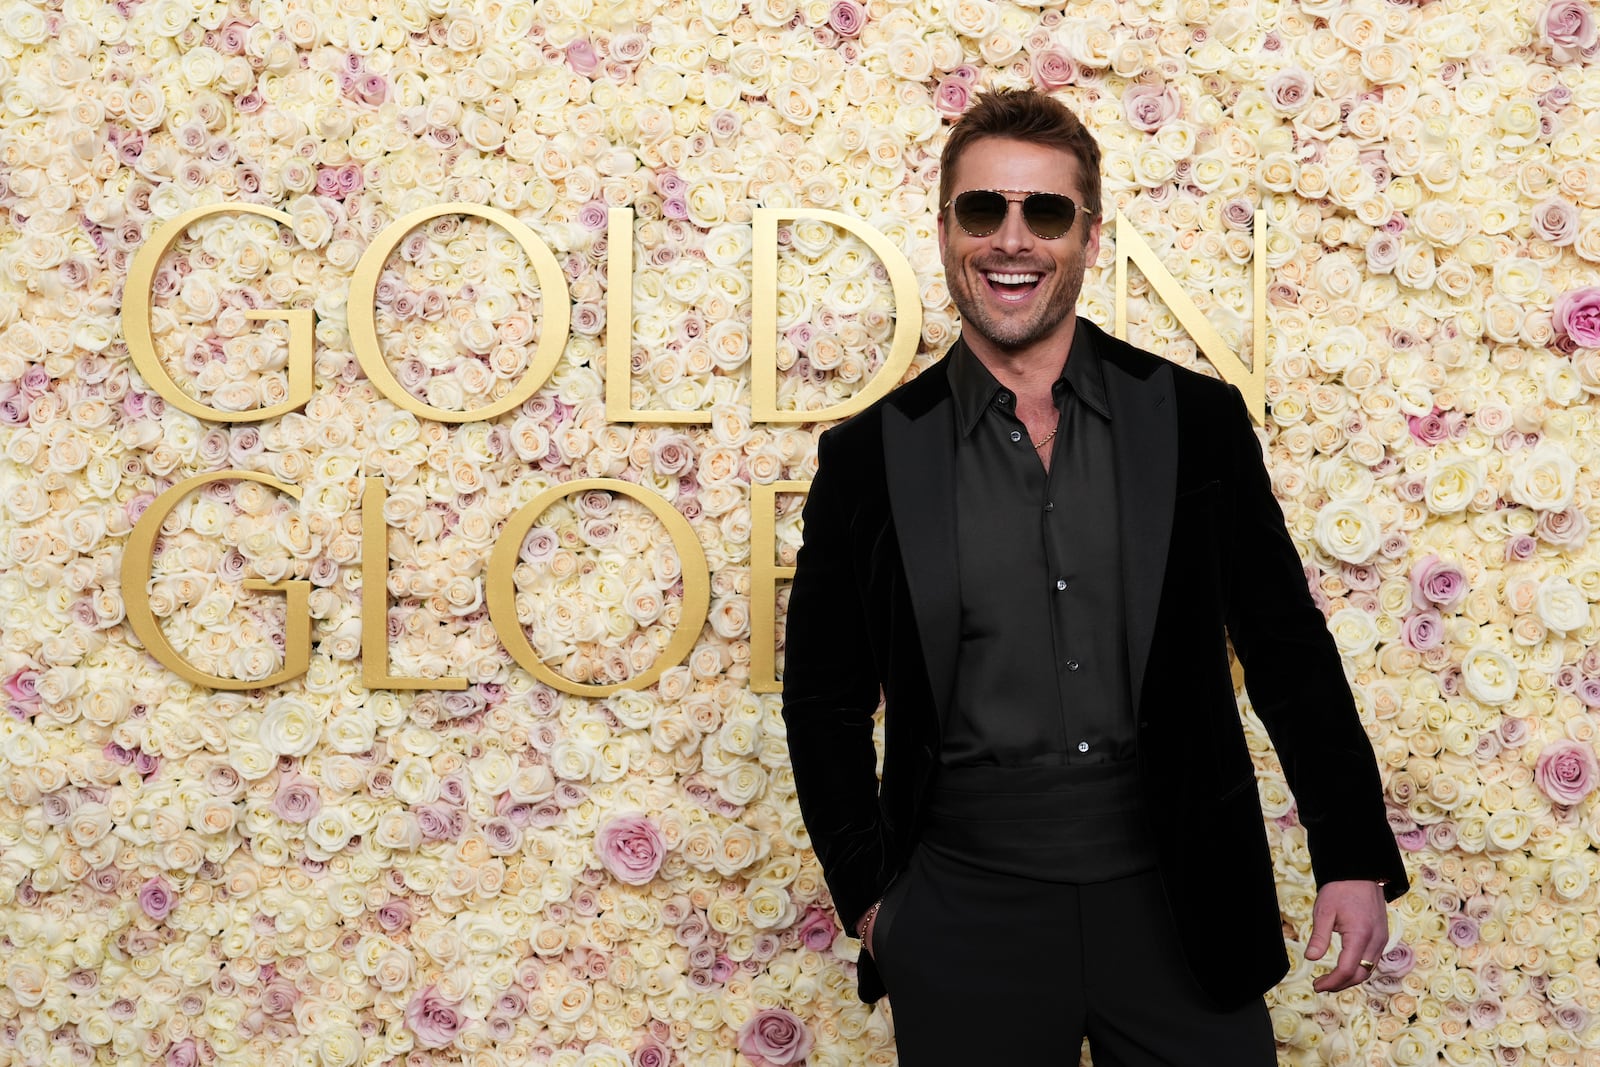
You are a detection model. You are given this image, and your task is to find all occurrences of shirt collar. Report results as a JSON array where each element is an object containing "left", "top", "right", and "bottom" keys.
[{"left": 946, "top": 319, "right": 1112, "bottom": 438}]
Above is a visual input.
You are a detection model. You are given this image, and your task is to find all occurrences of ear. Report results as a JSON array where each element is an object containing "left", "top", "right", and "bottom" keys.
[
  {"left": 937, "top": 203, "right": 948, "bottom": 258},
  {"left": 1084, "top": 214, "right": 1103, "bottom": 266}
]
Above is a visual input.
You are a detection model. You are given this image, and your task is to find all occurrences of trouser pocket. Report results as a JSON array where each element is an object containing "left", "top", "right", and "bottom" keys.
[{"left": 871, "top": 852, "right": 918, "bottom": 972}]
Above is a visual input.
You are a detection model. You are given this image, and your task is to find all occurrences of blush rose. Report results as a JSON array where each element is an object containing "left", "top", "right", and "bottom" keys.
[{"left": 596, "top": 813, "right": 667, "bottom": 885}]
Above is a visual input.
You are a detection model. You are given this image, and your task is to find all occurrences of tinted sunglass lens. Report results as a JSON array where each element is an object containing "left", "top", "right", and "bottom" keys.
[
  {"left": 954, "top": 190, "right": 1008, "bottom": 236},
  {"left": 1024, "top": 193, "right": 1075, "bottom": 238}
]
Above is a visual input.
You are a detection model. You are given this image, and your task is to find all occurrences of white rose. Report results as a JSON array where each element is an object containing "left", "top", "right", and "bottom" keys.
[
  {"left": 1327, "top": 607, "right": 1381, "bottom": 658},
  {"left": 1461, "top": 647, "right": 1518, "bottom": 706},
  {"left": 1508, "top": 442, "right": 1578, "bottom": 511},
  {"left": 1424, "top": 457, "right": 1484, "bottom": 515},
  {"left": 325, "top": 708, "right": 376, "bottom": 754},
  {"left": 258, "top": 696, "right": 321, "bottom": 757},
  {"left": 1314, "top": 500, "right": 1380, "bottom": 563},
  {"left": 947, "top": 0, "right": 998, "bottom": 36},
  {"left": 288, "top": 195, "right": 333, "bottom": 249},
  {"left": 746, "top": 881, "right": 797, "bottom": 930},
  {"left": 1536, "top": 579, "right": 1590, "bottom": 634},
  {"left": 1310, "top": 326, "right": 1365, "bottom": 373},
  {"left": 390, "top": 755, "right": 438, "bottom": 805}
]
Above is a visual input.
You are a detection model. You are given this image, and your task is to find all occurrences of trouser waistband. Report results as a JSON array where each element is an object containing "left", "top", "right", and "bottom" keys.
[{"left": 921, "top": 761, "right": 1158, "bottom": 882}]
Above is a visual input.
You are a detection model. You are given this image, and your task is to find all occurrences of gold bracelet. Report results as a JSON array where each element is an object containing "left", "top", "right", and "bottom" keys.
[{"left": 855, "top": 898, "right": 883, "bottom": 939}]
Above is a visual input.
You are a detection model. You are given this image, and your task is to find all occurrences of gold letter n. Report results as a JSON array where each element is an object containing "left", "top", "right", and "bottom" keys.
[{"left": 1113, "top": 210, "right": 1266, "bottom": 424}]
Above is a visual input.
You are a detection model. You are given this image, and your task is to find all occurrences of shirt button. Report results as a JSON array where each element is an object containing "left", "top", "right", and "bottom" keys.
[
  {"left": 997, "top": 391, "right": 1012, "bottom": 405},
  {"left": 1044, "top": 501, "right": 1054, "bottom": 512},
  {"left": 1077, "top": 741, "right": 1090, "bottom": 753},
  {"left": 1055, "top": 578, "right": 1067, "bottom": 591},
  {"left": 1066, "top": 659, "right": 1080, "bottom": 671},
  {"left": 1009, "top": 430, "right": 1023, "bottom": 443}
]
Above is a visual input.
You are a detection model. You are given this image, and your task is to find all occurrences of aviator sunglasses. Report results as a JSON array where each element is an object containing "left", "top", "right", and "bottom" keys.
[{"left": 943, "top": 189, "right": 1082, "bottom": 240}]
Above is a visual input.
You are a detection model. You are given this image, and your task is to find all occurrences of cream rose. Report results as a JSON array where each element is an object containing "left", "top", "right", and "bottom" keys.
[
  {"left": 1509, "top": 443, "right": 1578, "bottom": 511},
  {"left": 1536, "top": 579, "right": 1590, "bottom": 633},
  {"left": 1314, "top": 500, "right": 1380, "bottom": 564},
  {"left": 1461, "top": 647, "right": 1519, "bottom": 706}
]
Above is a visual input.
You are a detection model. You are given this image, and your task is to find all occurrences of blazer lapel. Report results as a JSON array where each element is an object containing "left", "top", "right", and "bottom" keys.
[
  {"left": 1103, "top": 351, "right": 1177, "bottom": 715},
  {"left": 883, "top": 374, "right": 959, "bottom": 734}
]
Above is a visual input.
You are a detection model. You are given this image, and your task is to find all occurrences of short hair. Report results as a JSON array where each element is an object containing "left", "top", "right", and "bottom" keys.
[{"left": 939, "top": 90, "right": 1103, "bottom": 222}]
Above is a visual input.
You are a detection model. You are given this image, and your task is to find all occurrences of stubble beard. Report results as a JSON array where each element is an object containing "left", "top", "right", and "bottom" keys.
[{"left": 945, "top": 257, "right": 1087, "bottom": 353}]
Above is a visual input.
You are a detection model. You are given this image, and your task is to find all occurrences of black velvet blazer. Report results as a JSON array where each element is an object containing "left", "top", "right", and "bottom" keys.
[{"left": 782, "top": 321, "right": 1407, "bottom": 1007}]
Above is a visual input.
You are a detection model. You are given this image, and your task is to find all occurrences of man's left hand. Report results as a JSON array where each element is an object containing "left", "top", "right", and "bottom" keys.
[{"left": 1305, "top": 879, "right": 1389, "bottom": 993}]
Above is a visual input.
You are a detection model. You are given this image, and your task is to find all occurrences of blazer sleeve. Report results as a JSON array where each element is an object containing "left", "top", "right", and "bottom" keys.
[
  {"left": 781, "top": 426, "right": 893, "bottom": 931},
  {"left": 1219, "top": 385, "right": 1409, "bottom": 899}
]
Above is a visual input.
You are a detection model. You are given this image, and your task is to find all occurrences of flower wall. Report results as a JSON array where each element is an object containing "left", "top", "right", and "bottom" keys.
[{"left": 2, "top": 0, "right": 1600, "bottom": 1064}]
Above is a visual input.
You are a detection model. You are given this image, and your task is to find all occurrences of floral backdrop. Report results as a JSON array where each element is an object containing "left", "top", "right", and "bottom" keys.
[{"left": 3, "top": 0, "right": 1600, "bottom": 1064}]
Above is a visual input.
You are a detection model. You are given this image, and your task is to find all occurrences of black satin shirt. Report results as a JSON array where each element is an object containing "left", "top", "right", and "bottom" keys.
[{"left": 941, "top": 322, "right": 1137, "bottom": 767}]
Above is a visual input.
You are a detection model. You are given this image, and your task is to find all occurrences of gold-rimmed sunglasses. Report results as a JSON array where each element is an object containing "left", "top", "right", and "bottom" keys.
[{"left": 942, "top": 189, "right": 1083, "bottom": 240}]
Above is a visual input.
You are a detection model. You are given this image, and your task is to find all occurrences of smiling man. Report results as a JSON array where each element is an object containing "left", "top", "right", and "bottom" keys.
[{"left": 782, "top": 90, "right": 1408, "bottom": 1064}]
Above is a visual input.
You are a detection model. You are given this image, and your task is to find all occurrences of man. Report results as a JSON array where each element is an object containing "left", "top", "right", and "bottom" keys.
[{"left": 782, "top": 90, "right": 1407, "bottom": 1064}]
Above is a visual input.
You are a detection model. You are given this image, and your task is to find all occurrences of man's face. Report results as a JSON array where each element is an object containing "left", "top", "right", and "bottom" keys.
[{"left": 937, "top": 137, "right": 1102, "bottom": 358}]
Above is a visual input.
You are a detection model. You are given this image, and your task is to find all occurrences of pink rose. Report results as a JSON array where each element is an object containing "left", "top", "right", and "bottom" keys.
[
  {"left": 1540, "top": 0, "right": 1598, "bottom": 61},
  {"left": 634, "top": 1043, "right": 670, "bottom": 1067},
  {"left": 567, "top": 40, "right": 598, "bottom": 75},
  {"left": 376, "top": 899, "right": 411, "bottom": 932},
  {"left": 1030, "top": 49, "right": 1077, "bottom": 90},
  {"left": 1122, "top": 83, "right": 1181, "bottom": 132},
  {"left": 1400, "top": 610, "right": 1444, "bottom": 651},
  {"left": 139, "top": 876, "right": 176, "bottom": 921},
  {"left": 1535, "top": 740, "right": 1598, "bottom": 805},
  {"left": 827, "top": 0, "right": 865, "bottom": 37},
  {"left": 1505, "top": 534, "right": 1539, "bottom": 562},
  {"left": 1500, "top": 718, "right": 1531, "bottom": 747},
  {"left": 1532, "top": 196, "right": 1580, "bottom": 245},
  {"left": 1553, "top": 285, "right": 1600, "bottom": 347},
  {"left": 1265, "top": 68, "right": 1314, "bottom": 113},
  {"left": 934, "top": 76, "right": 971, "bottom": 119},
  {"left": 796, "top": 907, "right": 837, "bottom": 951},
  {"left": 1365, "top": 231, "right": 1401, "bottom": 274},
  {"left": 1406, "top": 410, "right": 1450, "bottom": 445},
  {"left": 596, "top": 814, "right": 666, "bottom": 885},
  {"left": 260, "top": 979, "right": 299, "bottom": 1018},
  {"left": 1537, "top": 505, "right": 1591, "bottom": 548},
  {"left": 415, "top": 802, "right": 463, "bottom": 841},
  {"left": 271, "top": 776, "right": 321, "bottom": 824},
  {"left": 737, "top": 1007, "right": 814, "bottom": 1066},
  {"left": 406, "top": 986, "right": 465, "bottom": 1049},
  {"left": 1410, "top": 554, "right": 1466, "bottom": 611},
  {"left": 3, "top": 668, "right": 39, "bottom": 702}
]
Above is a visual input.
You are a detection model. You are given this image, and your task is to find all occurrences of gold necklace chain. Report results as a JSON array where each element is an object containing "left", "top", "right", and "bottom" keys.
[{"left": 1031, "top": 425, "right": 1059, "bottom": 449}]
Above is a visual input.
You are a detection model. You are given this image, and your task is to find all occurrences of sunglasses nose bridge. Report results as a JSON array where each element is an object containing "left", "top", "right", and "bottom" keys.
[{"left": 990, "top": 200, "right": 1036, "bottom": 248}]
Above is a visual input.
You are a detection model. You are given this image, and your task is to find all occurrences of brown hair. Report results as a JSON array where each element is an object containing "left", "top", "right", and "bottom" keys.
[{"left": 939, "top": 89, "right": 1103, "bottom": 222}]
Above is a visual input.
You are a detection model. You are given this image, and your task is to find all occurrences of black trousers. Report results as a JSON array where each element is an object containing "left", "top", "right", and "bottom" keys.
[{"left": 870, "top": 843, "right": 1276, "bottom": 1066}]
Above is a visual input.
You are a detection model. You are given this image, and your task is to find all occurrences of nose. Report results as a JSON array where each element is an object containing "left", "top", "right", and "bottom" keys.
[{"left": 991, "top": 200, "right": 1035, "bottom": 255}]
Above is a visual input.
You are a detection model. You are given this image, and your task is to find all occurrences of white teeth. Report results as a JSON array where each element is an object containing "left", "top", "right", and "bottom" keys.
[{"left": 985, "top": 272, "right": 1040, "bottom": 284}]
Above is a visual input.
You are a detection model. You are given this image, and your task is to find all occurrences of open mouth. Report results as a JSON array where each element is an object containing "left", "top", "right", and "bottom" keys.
[{"left": 982, "top": 270, "right": 1043, "bottom": 300}]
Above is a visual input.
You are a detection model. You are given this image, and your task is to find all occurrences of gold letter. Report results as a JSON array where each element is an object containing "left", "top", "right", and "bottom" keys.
[
  {"left": 123, "top": 204, "right": 313, "bottom": 422},
  {"left": 752, "top": 209, "right": 922, "bottom": 423},
  {"left": 1114, "top": 208, "right": 1266, "bottom": 423},
  {"left": 121, "top": 471, "right": 311, "bottom": 689},
  {"left": 605, "top": 207, "right": 710, "bottom": 423},
  {"left": 360, "top": 478, "right": 467, "bottom": 690},
  {"left": 749, "top": 481, "right": 807, "bottom": 693},
  {"left": 348, "top": 203, "right": 571, "bottom": 423},
  {"left": 486, "top": 478, "right": 710, "bottom": 697}
]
